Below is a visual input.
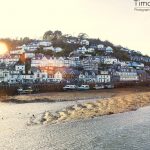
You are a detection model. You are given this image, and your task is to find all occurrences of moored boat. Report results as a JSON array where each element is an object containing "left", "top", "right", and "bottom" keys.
[
  {"left": 17, "top": 86, "right": 33, "bottom": 94},
  {"left": 105, "top": 84, "right": 114, "bottom": 89},
  {"left": 63, "top": 85, "right": 78, "bottom": 91},
  {"left": 78, "top": 85, "right": 90, "bottom": 91},
  {"left": 94, "top": 84, "right": 104, "bottom": 90}
]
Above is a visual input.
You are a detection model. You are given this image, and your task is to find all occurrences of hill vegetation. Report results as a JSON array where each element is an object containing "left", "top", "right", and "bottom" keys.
[{"left": 1, "top": 30, "right": 149, "bottom": 64}]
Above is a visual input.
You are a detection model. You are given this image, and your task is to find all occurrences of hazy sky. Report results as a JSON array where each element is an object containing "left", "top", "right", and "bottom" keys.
[{"left": 0, "top": 0, "right": 150, "bottom": 55}]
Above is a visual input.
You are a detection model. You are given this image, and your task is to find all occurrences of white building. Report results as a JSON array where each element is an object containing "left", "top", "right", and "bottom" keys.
[
  {"left": 0, "top": 68, "right": 9, "bottom": 83},
  {"left": 96, "top": 71, "right": 111, "bottom": 83},
  {"left": 22, "top": 44, "right": 38, "bottom": 52},
  {"left": 106, "top": 46, "right": 113, "bottom": 53},
  {"left": 103, "top": 57, "right": 118, "bottom": 64},
  {"left": 82, "top": 58, "right": 98, "bottom": 71},
  {"left": 54, "top": 47, "right": 63, "bottom": 53},
  {"left": 79, "top": 71, "right": 96, "bottom": 83},
  {"left": 115, "top": 72, "right": 139, "bottom": 81},
  {"left": 25, "top": 52, "right": 35, "bottom": 58},
  {"left": 97, "top": 44, "right": 104, "bottom": 50},
  {"left": 15, "top": 64, "right": 25, "bottom": 72},
  {"left": 80, "top": 40, "right": 89, "bottom": 46},
  {"left": 77, "top": 46, "right": 87, "bottom": 54},
  {"left": 54, "top": 71, "right": 63, "bottom": 80},
  {"left": 39, "top": 41, "right": 52, "bottom": 47},
  {"left": 87, "top": 48, "right": 95, "bottom": 53}
]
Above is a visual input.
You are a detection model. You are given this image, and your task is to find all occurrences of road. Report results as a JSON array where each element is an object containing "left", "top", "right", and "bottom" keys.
[{"left": 0, "top": 101, "right": 150, "bottom": 150}]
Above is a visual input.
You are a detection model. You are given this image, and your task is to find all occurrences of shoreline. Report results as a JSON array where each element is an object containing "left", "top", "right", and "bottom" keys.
[{"left": 1, "top": 87, "right": 150, "bottom": 104}]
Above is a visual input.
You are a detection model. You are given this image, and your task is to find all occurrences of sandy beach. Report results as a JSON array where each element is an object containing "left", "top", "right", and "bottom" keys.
[
  {"left": 0, "top": 87, "right": 150, "bottom": 149},
  {"left": 1, "top": 95, "right": 150, "bottom": 149}
]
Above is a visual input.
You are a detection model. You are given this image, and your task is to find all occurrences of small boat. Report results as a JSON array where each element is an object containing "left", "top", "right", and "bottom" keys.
[
  {"left": 105, "top": 84, "right": 114, "bottom": 89},
  {"left": 17, "top": 87, "right": 23, "bottom": 94},
  {"left": 17, "top": 86, "right": 33, "bottom": 94},
  {"left": 63, "top": 85, "right": 78, "bottom": 91},
  {"left": 78, "top": 85, "right": 90, "bottom": 91},
  {"left": 94, "top": 84, "right": 104, "bottom": 90}
]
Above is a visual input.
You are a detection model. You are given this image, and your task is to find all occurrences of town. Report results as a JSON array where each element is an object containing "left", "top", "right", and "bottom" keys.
[{"left": 0, "top": 31, "right": 150, "bottom": 93}]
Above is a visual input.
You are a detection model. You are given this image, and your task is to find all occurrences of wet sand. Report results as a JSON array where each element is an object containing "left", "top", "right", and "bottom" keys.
[
  {"left": 1, "top": 100, "right": 150, "bottom": 149},
  {"left": 0, "top": 87, "right": 150, "bottom": 150}
]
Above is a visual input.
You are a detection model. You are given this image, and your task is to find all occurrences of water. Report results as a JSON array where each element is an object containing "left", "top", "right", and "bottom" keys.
[{"left": 0, "top": 101, "right": 150, "bottom": 150}]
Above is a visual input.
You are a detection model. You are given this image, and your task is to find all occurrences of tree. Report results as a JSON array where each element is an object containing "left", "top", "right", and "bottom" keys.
[
  {"left": 53, "top": 30, "right": 62, "bottom": 39},
  {"left": 43, "top": 30, "right": 54, "bottom": 41},
  {"left": 25, "top": 58, "right": 31, "bottom": 73},
  {"left": 22, "top": 37, "right": 31, "bottom": 44},
  {"left": 78, "top": 33, "right": 88, "bottom": 40}
]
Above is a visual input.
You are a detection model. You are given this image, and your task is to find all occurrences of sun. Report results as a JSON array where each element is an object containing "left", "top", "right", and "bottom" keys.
[{"left": 0, "top": 42, "right": 8, "bottom": 55}]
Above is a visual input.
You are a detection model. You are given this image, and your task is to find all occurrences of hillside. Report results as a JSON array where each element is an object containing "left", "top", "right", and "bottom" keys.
[{"left": 1, "top": 31, "right": 150, "bottom": 66}]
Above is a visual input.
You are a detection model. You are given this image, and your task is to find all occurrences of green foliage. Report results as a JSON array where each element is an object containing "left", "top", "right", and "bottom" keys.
[
  {"left": 85, "top": 52, "right": 95, "bottom": 56},
  {"left": 95, "top": 51, "right": 104, "bottom": 56},
  {"left": 43, "top": 30, "right": 62, "bottom": 41},
  {"left": 25, "top": 59, "right": 31, "bottom": 73},
  {"left": 78, "top": 33, "right": 88, "bottom": 40},
  {"left": 34, "top": 49, "right": 54, "bottom": 56},
  {"left": 43, "top": 30, "right": 54, "bottom": 41},
  {"left": 113, "top": 46, "right": 130, "bottom": 61},
  {"left": 1, "top": 30, "right": 149, "bottom": 64}
]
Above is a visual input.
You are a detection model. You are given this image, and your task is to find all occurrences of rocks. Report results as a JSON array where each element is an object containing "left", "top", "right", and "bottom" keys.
[
  {"left": 65, "top": 106, "right": 75, "bottom": 112},
  {"left": 27, "top": 92, "right": 150, "bottom": 126},
  {"left": 84, "top": 102, "right": 98, "bottom": 109},
  {"left": 73, "top": 104, "right": 86, "bottom": 111},
  {"left": 43, "top": 111, "right": 55, "bottom": 122}
]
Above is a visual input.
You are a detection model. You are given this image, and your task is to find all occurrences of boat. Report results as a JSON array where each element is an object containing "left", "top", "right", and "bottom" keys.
[
  {"left": 78, "top": 85, "right": 90, "bottom": 91},
  {"left": 63, "top": 85, "right": 78, "bottom": 91},
  {"left": 94, "top": 84, "right": 104, "bottom": 90},
  {"left": 105, "top": 84, "right": 114, "bottom": 89},
  {"left": 17, "top": 86, "right": 33, "bottom": 94}
]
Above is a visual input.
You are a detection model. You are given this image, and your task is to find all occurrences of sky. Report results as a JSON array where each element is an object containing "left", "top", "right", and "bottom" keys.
[{"left": 0, "top": 0, "right": 150, "bottom": 55}]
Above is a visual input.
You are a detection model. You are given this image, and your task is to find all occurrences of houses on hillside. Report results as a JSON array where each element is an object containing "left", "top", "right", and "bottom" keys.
[{"left": 0, "top": 38, "right": 149, "bottom": 86}]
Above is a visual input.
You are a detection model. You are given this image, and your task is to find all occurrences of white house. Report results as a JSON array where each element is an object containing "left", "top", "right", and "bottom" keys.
[
  {"left": 0, "top": 55, "right": 19, "bottom": 65},
  {"left": 22, "top": 44, "right": 38, "bottom": 52},
  {"left": 54, "top": 47, "right": 63, "bottom": 53},
  {"left": 69, "top": 57, "right": 81, "bottom": 67},
  {"left": 115, "top": 72, "right": 139, "bottom": 81},
  {"left": 25, "top": 52, "right": 35, "bottom": 58},
  {"left": 80, "top": 40, "right": 89, "bottom": 46},
  {"left": 66, "top": 38, "right": 78, "bottom": 44},
  {"left": 77, "top": 47, "right": 87, "bottom": 54},
  {"left": 79, "top": 71, "right": 97, "bottom": 83},
  {"left": 15, "top": 64, "right": 25, "bottom": 72},
  {"left": 54, "top": 71, "right": 63, "bottom": 81},
  {"left": 10, "top": 48, "right": 24, "bottom": 55},
  {"left": 32, "top": 68, "right": 48, "bottom": 82},
  {"left": 0, "top": 68, "right": 10, "bottom": 83},
  {"left": 114, "top": 67, "right": 139, "bottom": 82},
  {"left": 97, "top": 44, "right": 104, "bottom": 50},
  {"left": 106, "top": 46, "right": 113, "bottom": 53},
  {"left": 103, "top": 57, "right": 118, "bottom": 65},
  {"left": 82, "top": 58, "right": 98, "bottom": 71},
  {"left": 43, "top": 46, "right": 54, "bottom": 51},
  {"left": 116, "top": 61, "right": 128, "bottom": 66},
  {"left": 96, "top": 71, "right": 111, "bottom": 83},
  {"left": 87, "top": 48, "right": 95, "bottom": 53},
  {"left": 38, "top": 41, "right": 52, "bottom": 47}
]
